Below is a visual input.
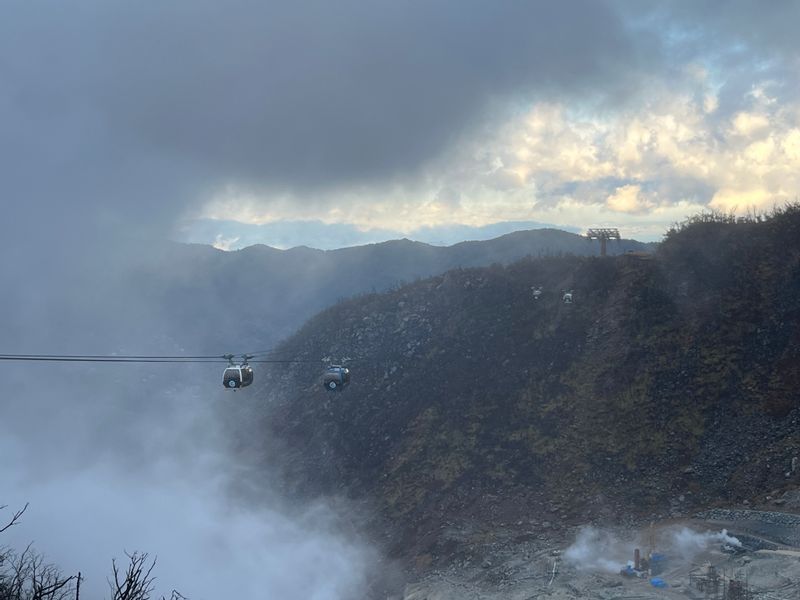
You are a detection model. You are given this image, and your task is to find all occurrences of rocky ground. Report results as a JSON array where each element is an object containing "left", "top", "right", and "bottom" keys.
[
  {"left": 401, "top": 550, "right": 800, "bottom": 600},
  {"left": 395, "top": 500, "right": 800, "bottom": 600}
]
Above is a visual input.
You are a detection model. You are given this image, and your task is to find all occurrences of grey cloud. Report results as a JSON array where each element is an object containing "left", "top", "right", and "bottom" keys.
[
  {"left": 1, "top": 0, "right": 646, "bottom": 221},
  {"left": 5, "top": 1, "right": 800, "bottom": 249},
  {"left": 534, "top": 175, "right": 715, "bottom": 211},
  {"left": 626, "top": 1, "right": 800, "bottom": 114},
  {"left": 434, "top": 187, "right": 462, "bottom": 208},
  {"left": 649, "top": 177, "right": 716, "bottom": 206},
  {"left": 533, "top": 176, "right": 627, "bottom": 207},
  {"left": 657, "top": 1, "right": 800, "bottom": 59}
]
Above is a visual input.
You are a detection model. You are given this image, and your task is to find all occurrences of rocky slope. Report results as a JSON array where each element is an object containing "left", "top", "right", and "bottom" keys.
[{"left": 237, "top": 208, "right": 800, "bottom": 579}]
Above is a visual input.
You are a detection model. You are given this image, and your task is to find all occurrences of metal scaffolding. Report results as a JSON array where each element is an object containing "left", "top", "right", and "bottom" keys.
[{"left": 689, "top": 565, "right": 754, "bottom": 600}]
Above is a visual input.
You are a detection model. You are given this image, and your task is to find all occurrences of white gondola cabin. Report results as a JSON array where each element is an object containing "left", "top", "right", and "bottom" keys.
[
  {"left": 323, "top": 365, "right": 350, "bottom": 391},
  {"left": 223, "top": 357, "right": 254, "bottom": 389}
]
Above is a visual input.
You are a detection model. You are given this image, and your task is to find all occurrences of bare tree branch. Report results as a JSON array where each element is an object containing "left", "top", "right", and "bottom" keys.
[{"left": 0, "top": 503, "right": 29, "bottom": 534}]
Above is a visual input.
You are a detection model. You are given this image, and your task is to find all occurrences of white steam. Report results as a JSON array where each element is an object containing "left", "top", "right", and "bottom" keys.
[
  {"left": 212, "top": 233, "right": 241, "bottom": 251},
  {"left": 563, "top": 527, "right": 628, "bottom": 573},
  {"left": 0, "top": 371, "right": 372, "bottom": 599},
  {"left": 564, "top": 526, "right": 742, "bottom": 573},
  {"left": 1, "top": 457, "right": 369, "bottom": 600},
  {"left": 669, "top": 527, "right": 741, "bottom": 557}
]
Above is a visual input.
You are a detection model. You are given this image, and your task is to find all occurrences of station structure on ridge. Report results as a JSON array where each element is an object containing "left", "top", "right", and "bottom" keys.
[{"left": 585, "top": 228, "right": 620, "bottom": 257}]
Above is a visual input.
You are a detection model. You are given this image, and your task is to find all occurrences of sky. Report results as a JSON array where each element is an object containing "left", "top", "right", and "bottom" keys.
[{"left": 3, "top": 1, "right": 800, "bottom": 251}]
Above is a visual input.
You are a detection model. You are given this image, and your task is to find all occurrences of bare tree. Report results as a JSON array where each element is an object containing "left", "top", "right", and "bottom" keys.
[
  {"left": 1, "top": 505, "right": 76, "bottom": 600},
  {"left": 0, "top": 543, "right": 76, "bottom": 600},
  {"left": 109, "top": 553, "right": 185, "bottom": 600},
  {"left": 2, "top": 506, "right": 183, "bottom": 600}
]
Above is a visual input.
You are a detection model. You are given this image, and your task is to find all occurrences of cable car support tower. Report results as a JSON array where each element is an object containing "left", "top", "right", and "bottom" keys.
[{"left": 585, "top": 228, "right": 620, "bottom": 257}]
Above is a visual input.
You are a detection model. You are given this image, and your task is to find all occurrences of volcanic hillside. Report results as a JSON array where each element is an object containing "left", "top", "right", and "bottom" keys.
[{"left": 239, "top": 207, "right": 800, "bottom": 563}]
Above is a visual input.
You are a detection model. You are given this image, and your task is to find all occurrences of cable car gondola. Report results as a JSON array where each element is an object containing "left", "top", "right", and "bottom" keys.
[
  {"left": 323, "top": 365, "right": 350, "bottom": 391},
  {"left": 223, "top": 355, "right": 254, "bottom": 389},
  {"left": 0, "top": 351, "right": 351, "bottom": 393}
]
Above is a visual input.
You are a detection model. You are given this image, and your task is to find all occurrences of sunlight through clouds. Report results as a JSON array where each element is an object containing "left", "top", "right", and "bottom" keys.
[
  {"left": 171, "top": 2, "right": 800, "bottom": 245},
  {"left": 199, "top": 68, "right": 800, "bottom": 241}
]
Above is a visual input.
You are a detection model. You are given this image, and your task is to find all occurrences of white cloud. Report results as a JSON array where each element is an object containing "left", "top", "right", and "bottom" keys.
[
  {"left": 781, "top": 128, "right": 800, "bottom": 162},
  {"left": 710, "top": 187, "right": 775, "bottom": 212},
  {"left": 703, "top": 93, "right": 719, "bottom": 113},
  {"left": 607, "top": 184, "right": 650, "bottom": 213},
  {"left": 193, "top": 64, "right": 800, "bottom": 241},
  {"left": 732, "top": 111, "right": 770, "bottom": 136}
]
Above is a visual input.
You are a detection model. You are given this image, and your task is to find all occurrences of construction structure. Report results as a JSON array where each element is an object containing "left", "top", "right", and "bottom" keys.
[
  {"left": 586, "top": 228, "right": 621, "bottom": 257},
  {"left": 689, "top": 565, "right": 754, "bottom": 600}
]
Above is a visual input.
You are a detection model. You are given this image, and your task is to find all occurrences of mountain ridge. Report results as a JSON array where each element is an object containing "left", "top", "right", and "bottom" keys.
[
  {"left": 148, "top": 227, "right": 653, "bottom": 352},
  {"left": 179, "top": 218, "right": 586, "bottom": 250}
]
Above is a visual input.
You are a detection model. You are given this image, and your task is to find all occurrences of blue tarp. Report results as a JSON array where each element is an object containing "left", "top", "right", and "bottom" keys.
[{"left": 650, "top": 577, "right": 667, "bottom": 588}]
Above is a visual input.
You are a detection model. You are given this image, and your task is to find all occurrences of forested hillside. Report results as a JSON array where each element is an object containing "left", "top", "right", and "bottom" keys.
[{"left": 244, "top": 207, "right": 800, "bottom": 566}]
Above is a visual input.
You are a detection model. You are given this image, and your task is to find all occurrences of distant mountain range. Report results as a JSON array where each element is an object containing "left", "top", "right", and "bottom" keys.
[
  {"left": 178, "top": 218, "right": 583, "bottom": 250},
  {"left": 149, "top": 228, "right": 653, "bottom": 352}
]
